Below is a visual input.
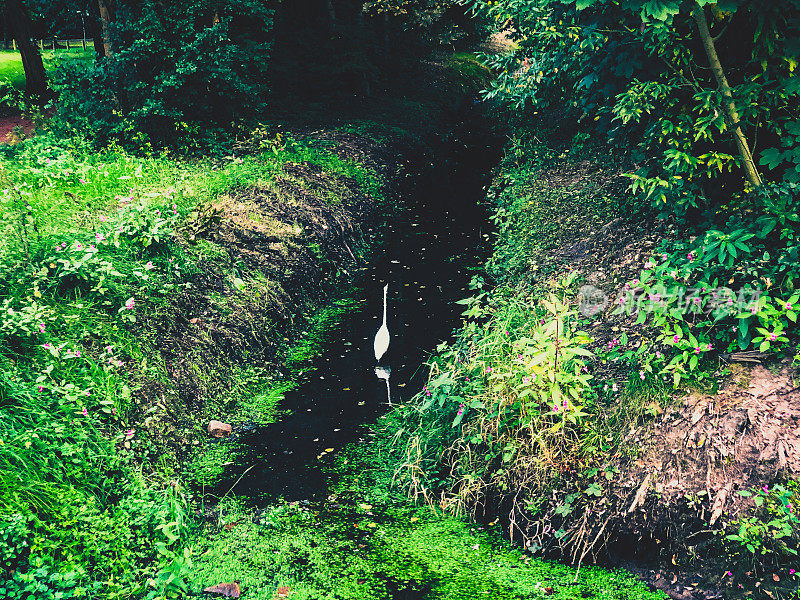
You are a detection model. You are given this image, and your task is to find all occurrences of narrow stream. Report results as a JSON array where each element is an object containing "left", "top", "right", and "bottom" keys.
[{"left": 229, "top": 118, "right": 501, "bottom": 503}]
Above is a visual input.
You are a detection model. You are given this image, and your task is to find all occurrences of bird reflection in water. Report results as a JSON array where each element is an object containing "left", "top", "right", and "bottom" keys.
[{"left": 375, "top": 366, "right": 391, "bottom": 405}]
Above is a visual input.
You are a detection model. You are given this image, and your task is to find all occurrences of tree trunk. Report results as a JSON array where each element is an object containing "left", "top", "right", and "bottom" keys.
[
  {"left": 98, "top": 0, "right": 115, "bottom": 56},
  {"left": 693, "top": 3, "right": 762, "bottom": 188},
  {"left": 5, "top": 0, "right": 47, "bottom": 96}
]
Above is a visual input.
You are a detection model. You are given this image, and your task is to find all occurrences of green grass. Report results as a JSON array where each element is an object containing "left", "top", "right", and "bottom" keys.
[
  {"left": 191, "top": 441, "right": 666, "bottom": 600},
  {"left": 0, "top": 48, "right": 93, "bottom": 90}
]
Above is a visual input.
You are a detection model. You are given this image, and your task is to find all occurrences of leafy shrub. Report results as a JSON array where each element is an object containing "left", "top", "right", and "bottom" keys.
[
  {"left": 392, "top": 275, "right": 597, "bottom": 516},
  {"left": 725, "top": 484, "right": 800, "bottom": 564},
  {"left": 52, "top": 0, "right": 274, "bottom": 149},
  {"left": 615, "top": 182, "right": 799, "bottom": 385},
  {"left": 471, "top": 0, "right": 800, "bottom": 216}
]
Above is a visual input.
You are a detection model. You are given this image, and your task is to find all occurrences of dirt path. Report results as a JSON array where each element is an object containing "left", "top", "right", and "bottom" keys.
[{"left": 0, "top": 113, "right": 36, "bottom": 143}]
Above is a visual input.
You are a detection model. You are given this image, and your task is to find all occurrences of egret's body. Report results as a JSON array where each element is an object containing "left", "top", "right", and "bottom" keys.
[{"left": 374, "top": 284, "right": 390, "bottom": 362}]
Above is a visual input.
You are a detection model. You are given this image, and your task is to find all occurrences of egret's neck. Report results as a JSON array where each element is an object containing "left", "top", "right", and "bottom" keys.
[{"left": 382, "top": 286, "right": 388, "bottom": 324}]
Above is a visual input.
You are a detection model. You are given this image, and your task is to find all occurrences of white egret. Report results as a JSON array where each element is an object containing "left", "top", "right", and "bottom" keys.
[{"left": 373, "top": 284, "right": 390, "bottom": 361}]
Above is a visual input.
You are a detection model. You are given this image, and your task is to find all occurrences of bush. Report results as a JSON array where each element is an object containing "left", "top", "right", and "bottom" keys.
[{"left": 52, "top": 0, "right": 273, "bottom": 149}]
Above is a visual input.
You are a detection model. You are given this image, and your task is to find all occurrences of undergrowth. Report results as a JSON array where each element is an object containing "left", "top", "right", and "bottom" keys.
[
  {"left": 0, "top": 128, "right": 388, "bottom": 598},
  {"left": 189, "top": 433, "right": 666, "bottom": 600}
]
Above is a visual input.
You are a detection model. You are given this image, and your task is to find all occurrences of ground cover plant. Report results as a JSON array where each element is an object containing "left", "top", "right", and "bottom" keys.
[{"left": 189, "top": 432, "right": 667, "bottom": 600}]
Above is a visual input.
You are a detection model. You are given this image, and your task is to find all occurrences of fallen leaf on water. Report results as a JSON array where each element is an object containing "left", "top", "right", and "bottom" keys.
[
  {"left": 472, "top": 543, "right": 479, "bottom": 550},
  {"left": 544, "top": 587, "right": 554, "bottom": 595},
  {"left": 409, "top": 517, "right": 418, "bottom": 522},
  {"left": 276, "top": 586, "right": 291, "bottom": 598},
  {"left": 203, "top": 582, "right": 240, "bottom": 598},
  {"left": 359, "top": 503, "right": 372, "bottom": 511},
  {"left": 324, "top": 448, "right": 334, "bottom": 452},
  {"left": 773, "top": 574, "right": 780, "bottom": 582}
]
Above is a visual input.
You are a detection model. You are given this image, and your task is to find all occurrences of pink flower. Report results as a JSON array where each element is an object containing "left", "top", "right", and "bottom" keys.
[
  {"left": 99, "top": 215, "right": 107, "bottom": 222},
  {"left": 79, "top": 178, "right": 87, "bottom": 184},
  {"left": 786, "top": 303, "right": 793, "bottom": 311},
  {"left": 88, "top": 245, "right": 96, "bottom": 252},
  {"left": 706, "top": 343, "right": 713, "bottom": 351},
  {"left": 38, "top": 323, "right": 46, "bottom": 333},
  {"left": 639, "top": 371, "right": 645, "bottom": 380},
  {"left": 655, "top": 351, "right": 662, "bottom": 359},
  {"left": 37, "top": 385, "right": 44, "bottom": 392},
  {"left": 790, "top": 568, "right": 796, "bottom": 575},
  {"left": 81, "top": 407, "right": 88, "bottom": 417},
  {"left": 111, "top": 407, "right": 116, "bottom": 415},
  {"left": 125, "top": 429, "right": 135, "bottom": 439},
  {"left": 687, "top": 252, "right": 694, "bottom": 261},
  {"left": 486, "top": 367, "right": 492, "bottom": 373},
  {"left": 672, "top": 335, "right": 679, "bottom": 343},
  {"left": 724, "top": 571, "right": 732, "bottom": 577},
  {"left": 694, "top": 347, "right": 701, "bottom": 354},
  {"left": 553, "top": 403, "right": 560, "bottom": 412},
  {"left": 95, "top": 232, "right": 105, "bottom": 241},
  {"left": 75, "top": 350, "right": 81, "bottom": 358},
  {"left": 145, "top": 261, "right": 154, "bottom": 270},
  {"left": 60, "top": 242, "right": 67, "bottom": 249},
  {"left": 125, "top": 298, "right": 135, "bottom": 310},
  {"left": 75, "top": 242, "right": 83, "bottom": 250},
  {"left": 84, "top": 390, "right": 91, "bottom": 396},
  {"left": 43, "top": 342, "right": 51, "bottom": 349}
]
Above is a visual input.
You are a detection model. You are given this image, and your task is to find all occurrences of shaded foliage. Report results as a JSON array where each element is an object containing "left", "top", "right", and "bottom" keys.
[{"left": 52, "top": 0, "right": 274, "bottom": 148}]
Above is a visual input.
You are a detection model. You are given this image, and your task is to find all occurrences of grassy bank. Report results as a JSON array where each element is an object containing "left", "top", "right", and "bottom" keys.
[{"left": 0, "top": 126, "right": 392, "bottom": 598}]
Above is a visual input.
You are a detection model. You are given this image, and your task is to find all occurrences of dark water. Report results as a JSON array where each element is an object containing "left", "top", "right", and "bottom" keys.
[{"left": 227, "top": 121, "right": 500, "bottom": 502}]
